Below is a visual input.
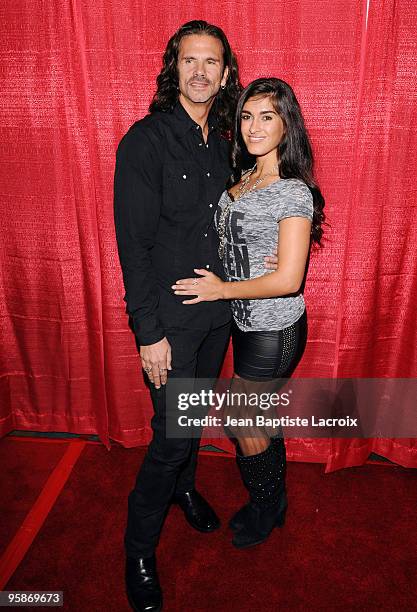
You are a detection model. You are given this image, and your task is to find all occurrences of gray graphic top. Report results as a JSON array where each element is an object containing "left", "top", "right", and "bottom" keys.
[{"left": 214, "top": 178, "right": 314, "bottom": 331}]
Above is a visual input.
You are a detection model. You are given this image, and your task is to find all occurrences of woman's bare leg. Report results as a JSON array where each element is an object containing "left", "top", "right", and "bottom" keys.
[{"left": 228, "top": 372, "right": 271, "bottom": 456}]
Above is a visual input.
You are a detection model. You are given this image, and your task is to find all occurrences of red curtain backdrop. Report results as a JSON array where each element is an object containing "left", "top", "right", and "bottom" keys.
[{"left": 1, "top": 0, "right": 416, "bottom": 470}]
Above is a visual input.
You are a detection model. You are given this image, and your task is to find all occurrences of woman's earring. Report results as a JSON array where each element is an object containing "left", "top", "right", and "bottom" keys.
[{"left": 221, "top": 84, "right": 226, "bottom": 90}]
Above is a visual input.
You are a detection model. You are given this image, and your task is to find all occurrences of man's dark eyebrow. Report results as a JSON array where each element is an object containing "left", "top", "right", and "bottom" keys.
[{"left": 181, "top": 55, "right": 221, "bottom": 62}]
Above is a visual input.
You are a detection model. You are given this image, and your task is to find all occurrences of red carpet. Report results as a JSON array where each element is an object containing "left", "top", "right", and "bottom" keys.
[
  {"left": 1, "top": 438, "right": 416, "bottom": 611},
  {"left": 0, "top": 438, "right": 70, "bottom": 552},
  {"left": 0, "top": 438, "right": 85, "bottom": 588}
]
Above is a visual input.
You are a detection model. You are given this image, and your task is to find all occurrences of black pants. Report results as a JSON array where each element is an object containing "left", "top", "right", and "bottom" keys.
[{"left": 124, "top": 320, "right": 231, "bottom": 559}]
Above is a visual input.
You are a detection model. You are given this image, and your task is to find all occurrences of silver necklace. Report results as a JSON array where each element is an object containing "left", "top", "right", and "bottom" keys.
[{"left": 217, "top": 164, "right": 279, "bottom": 260}]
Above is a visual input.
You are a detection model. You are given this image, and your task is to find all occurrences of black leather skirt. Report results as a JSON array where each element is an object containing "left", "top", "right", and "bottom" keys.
[{"left": 232, "top": 310, "right": 308, "bottom": 381}]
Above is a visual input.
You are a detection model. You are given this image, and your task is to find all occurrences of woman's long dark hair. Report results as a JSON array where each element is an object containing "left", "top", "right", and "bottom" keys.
[
  {"left": 231, "top": 78, "right": 326, "bottom": 246},
  {"left": 149, "top": 20, "right": 241, "bottom": 134}
]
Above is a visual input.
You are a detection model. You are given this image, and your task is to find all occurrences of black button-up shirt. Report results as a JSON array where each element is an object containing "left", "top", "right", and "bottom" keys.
[{"left": 114, "top": 102, "right": 232, "bottom": 346}]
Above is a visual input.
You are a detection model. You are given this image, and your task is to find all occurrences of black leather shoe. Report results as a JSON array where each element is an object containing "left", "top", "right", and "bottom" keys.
[
  {"left": 125, "top": 555, "right": 162, "bottom": 612},
  {"left": 173, "top": 489, "right": 220, "bottom": 532}
]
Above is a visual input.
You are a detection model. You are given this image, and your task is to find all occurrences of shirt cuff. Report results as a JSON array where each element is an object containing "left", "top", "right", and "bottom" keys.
[{"left": 132, "top": 314, "right": 165, "bottom": 346}]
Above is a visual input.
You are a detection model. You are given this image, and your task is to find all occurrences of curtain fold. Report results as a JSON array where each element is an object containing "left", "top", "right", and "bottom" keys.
[
  {"left": 1, "top": 0, "right": 415, "bottom": 469},
  {"left": 325, "top": 0, "right": 417, "bottom": 470}
]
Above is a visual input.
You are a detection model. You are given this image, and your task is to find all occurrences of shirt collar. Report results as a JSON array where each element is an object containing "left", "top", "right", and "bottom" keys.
[{"left": 171, "top": 101, "right": 219, "bottom": 138}]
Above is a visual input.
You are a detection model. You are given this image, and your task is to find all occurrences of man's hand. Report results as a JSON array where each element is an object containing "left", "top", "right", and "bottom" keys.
[
  {"left": 264, "top": 254, "right": 278, "bottom": 270},
  {"left": 140, "top": 337, "right": 172, "bottom": 389}
]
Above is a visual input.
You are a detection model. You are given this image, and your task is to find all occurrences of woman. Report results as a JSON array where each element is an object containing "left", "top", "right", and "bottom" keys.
[{"left": 172, "top": 78, "right": 325, "bottom": 548}]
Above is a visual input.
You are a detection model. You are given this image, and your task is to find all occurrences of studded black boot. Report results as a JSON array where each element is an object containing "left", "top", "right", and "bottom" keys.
[
  {"left": 229, "top": 435, "right": 287, "bottom": 532},
  {"left": 230, "top": 437, "right": 287, "bottom": 549}
]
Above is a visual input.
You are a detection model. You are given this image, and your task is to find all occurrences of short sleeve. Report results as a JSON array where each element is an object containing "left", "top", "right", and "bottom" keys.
[{"left": 271, "top": 179, "right": 314, "bottom": 222}]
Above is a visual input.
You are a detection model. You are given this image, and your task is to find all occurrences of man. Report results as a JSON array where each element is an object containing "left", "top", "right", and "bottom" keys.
[{"left": 114, "top": 20, "right": 241, "bottom": 612}]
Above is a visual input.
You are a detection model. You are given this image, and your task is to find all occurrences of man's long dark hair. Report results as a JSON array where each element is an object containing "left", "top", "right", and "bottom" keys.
[
  {"left": 231, "top": 78, "right": 326, "bottom": 246},
  {"left": 149, "top": 20, "right": 241, "bottom": 134}
]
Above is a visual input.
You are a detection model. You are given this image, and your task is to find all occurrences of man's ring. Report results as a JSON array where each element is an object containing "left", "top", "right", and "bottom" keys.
[
  {"left": 192, "top": 279, "right": 198, "bottom": 286},
  {"left": 144, "top": 367, "right": 152, "bottom": 372}
]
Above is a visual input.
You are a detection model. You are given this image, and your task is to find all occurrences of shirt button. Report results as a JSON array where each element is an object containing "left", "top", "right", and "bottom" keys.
[
  {"left": 206, "top": 144, "right": 209, "bottom": 148},
  {"left": 206, "top": 172, "right": 210, "bottom": 177},
  {"left": 209, "top": 204, "right": 213, "bottom": 208},
  {"left": 182, "top": 174, "right": 187, "bottom": 179},
  {"left": 204, "top": 233, "right": 208, "bottom": 238},
  {"left": 198, "top": 143, "right": 203, "bottom": 146},
  {"left": 206, "top": 264, "right": 210, "bottom": 269}
]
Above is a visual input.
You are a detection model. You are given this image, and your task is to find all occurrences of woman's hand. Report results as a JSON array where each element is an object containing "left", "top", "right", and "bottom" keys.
[{"left": 172, "top": 269, "right": 225, "bottom": 304}]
